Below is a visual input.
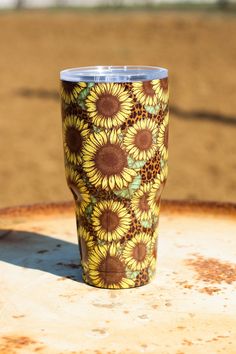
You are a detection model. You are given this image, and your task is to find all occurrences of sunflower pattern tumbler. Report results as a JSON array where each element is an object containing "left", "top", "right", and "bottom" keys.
[{"left": 60, "top": 66, "right": 169, "bottom": 289}]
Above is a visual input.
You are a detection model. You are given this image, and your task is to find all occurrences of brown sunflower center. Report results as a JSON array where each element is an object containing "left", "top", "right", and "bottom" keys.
[
  {"left": 132, "top": 242, "right": 147, "bottom": 262},
  {"left": 99, "top": 209, "right": 120, "bottom": 232},
  {"left": 164, "top": 125, "right": 169, "bottom": 148},
  {"left": 134, "top": 129, "right": 153, "bottom": 151},
  {"left": 99, "top": 255, "right": 125, "bottom": 285},
  {"left": 95, "top": 143, "right": 127, "bottom": 176},
  {"left": 143, "top": 81, "right": 155, "bottom": 97},
  {"left": 66, "top": 127, "right": 82, "bottom": 153},
  {"left": 138, "top": 193, "right": 150, "bottom": 212},
  {"left": 160, "top": 78, "right": 168, "bottom": 91},
  {"left": 62, "top": 81, "right": 77, "bottom": 94},
  {"left": 96, "top": 93, "right": 121, "bottom": 117},
  {"left": 80, "top": 237, "right": 89, "bottom": 263}
]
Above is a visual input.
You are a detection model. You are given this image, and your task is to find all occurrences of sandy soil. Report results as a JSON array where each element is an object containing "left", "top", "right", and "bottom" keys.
[{"left": 0, "top": 10, "right": 235, "bottom": 208}]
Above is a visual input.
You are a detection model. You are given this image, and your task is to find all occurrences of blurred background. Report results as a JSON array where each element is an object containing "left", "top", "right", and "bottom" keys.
[{"left": 0, "top": 0, "right": 235, "bottom": 208}]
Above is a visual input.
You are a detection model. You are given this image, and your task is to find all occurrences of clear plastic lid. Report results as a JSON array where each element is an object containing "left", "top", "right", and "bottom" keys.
[{"left": 60, "top": 66, "right": 168, "bottom": 83}]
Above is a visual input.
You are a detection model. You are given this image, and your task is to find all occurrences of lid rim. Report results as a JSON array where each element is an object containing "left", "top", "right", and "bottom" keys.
[{"left": 60, "top": 65, "right": 168, "bottom": 83}]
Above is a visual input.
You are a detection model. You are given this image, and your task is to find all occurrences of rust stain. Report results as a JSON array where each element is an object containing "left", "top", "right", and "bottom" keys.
[
  {"left": 0, "top": 201, "right": 74, "bottom": 219},
  {"left": 176, "top": 326, "right": 186, "bottom": 330},
  {"left": 199, "top": 286, "right": 221, "bottom": 295},
  {"left": 186, "top": 254, "right": 236, "bottom": 284},
  {"left": 188, "top": 313, "right": 196, "bottom": 318},
  {"left": 92, "top": 302, "right": 121, "bottom": 309},
  {"left": 57, "top": 277, "right": 67, "bottom": 281},
  {"left": 177, "top": 281, "right": 194, "bottom": 289},
  {"left": 183, "top": 284, "right": 193, "bottom": 289},
  {"left": 162, "top": 200, "right": 236, "bottom": 219},
  {"left": 206, "top": 337, "right": 218, "bottom": 342},
  {"left": 152, "top": 304, "right": 158, "bottom": 309},
  {"left": 177, "top": 275, "right": 223, "bottom": 295},
  {"left": 138, "top": 314, "right": 148, "bottom": 320},
  {"left": 182, "top": 339, "right": 193, "bottom": 346},
  {"left": 34, "top": 346, "right": 45, "bottom": 352},
  {"left": 92, "top": 328, "right": 107, "bottom": 335},
  {"left": 141, "top": 344, "right": 147, "bottom": 348},
  {"left": 205, "top": 335, "right": 229, "bottom": 343},
  {"left": 0, "top": 335, "right": 37, "bottom": 354},
  {"left": 12, "top": 315, "right": 25, "bottom": 319},
  {"left": 59, "top": 292, "right": 79, "bottom": 299}
]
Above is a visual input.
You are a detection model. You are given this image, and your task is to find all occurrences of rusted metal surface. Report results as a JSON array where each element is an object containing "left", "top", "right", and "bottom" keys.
[
  {"left": 0, "top": 199, "right": 236, "bottom": 219},
  {"left": 0, "top": 200, "right": 236, "bottom": 354}
]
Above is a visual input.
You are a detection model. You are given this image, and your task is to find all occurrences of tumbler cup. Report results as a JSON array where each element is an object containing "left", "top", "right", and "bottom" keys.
[{"left": 60, "top": 66, "right": 169, "bottom": 289}]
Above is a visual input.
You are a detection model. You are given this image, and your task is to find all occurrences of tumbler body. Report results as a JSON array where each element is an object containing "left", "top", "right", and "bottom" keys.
[{"left": 60, "top": 66, "right": 169, "bottom": 288}]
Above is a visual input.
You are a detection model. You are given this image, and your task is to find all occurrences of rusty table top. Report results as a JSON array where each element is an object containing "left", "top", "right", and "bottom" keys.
[{"left": 0, "top": 200, "right": 236, "bottom": 354}]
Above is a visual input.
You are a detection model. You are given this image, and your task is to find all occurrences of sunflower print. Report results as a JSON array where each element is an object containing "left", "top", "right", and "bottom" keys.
[
  {"left": 88, "top": 243, "right": 135, "bottom": 289},
  {"left": 61, "top": 81, "right": 87, "bottom": 104},
  {"left": 61, "top": 75, "right": 169, "bottom": 289},
  {"left": 78, "top": 225, "right": 95, "bottom": 267},
  {"left": 83, "top": 129, "right": 136, "bottom": 190},
  {"left": 148, "top": 175, "right": 161, "bottom": 216},
  {"left": 123, "top": 119, "right": 158, "bottom": 161},
  {"left": 132, "top": 80, "right": 160, "bottom": 106},
  {"left": 63, "top": 115, "right": 90, "bottom": 165},
  {"left": 86, "top": 83, "right": 133, "bottom": 129},
  {"left": 91, "top": 200, "right": 131, "bottom": 242},
  {"left": 65, "top": 166, "right": 90, "bottom": 215},
  {"left": 123, "top": 233, "right": 152, "bottom": 271},
  {"left": 131, "top": 183, "right": 152, "bottom": 221},
  {"left": 157, "top": 112, "right": 169, "bottom": 160},
  {"left": 152, "top": 78, "right": 169, "bottom": 105}
]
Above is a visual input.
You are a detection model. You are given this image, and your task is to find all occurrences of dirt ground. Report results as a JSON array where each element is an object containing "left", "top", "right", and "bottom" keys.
[{"left": 0, "top": 9, "right": 235, "bottom": 208}]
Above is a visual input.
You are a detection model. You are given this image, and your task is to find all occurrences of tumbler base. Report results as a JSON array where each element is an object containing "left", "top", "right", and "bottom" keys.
[{"left": 82, "top": 268, "right": 156, "bottom": 289}]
